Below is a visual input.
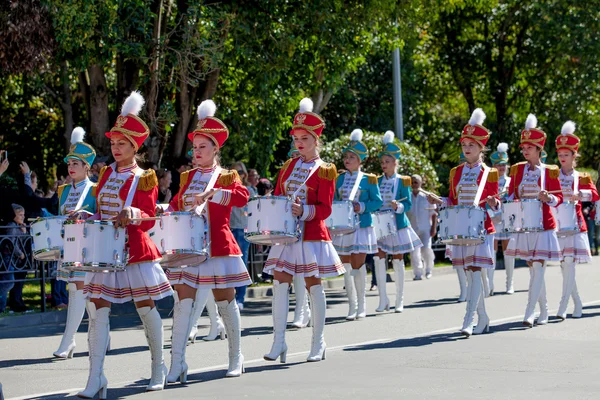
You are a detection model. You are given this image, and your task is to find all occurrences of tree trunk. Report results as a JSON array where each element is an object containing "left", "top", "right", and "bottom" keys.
[
  {"left": 60, "top": 61, "right": 74, "bottom": 151},
  {"left": 87, "top": 64, "right": 110, "bottom": 154},
  {"left": 116, "top": 55, "right": 140, "bottom": 108}
]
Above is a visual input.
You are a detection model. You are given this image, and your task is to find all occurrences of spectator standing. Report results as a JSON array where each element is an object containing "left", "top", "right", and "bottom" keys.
[
  {"left": 4, "top": 204, "right": 29, "bottom": 312},
  {"left": 230, "top": 161, "right": 257, "bottom": 310},
  {"left": 407, "top": 174, "right": 438, "bottom": 280},
  {"left": 248, "top": 168, "right": 259, "bottom": 192},
  {"left": 157, "top": 169, "right": 173, "bottom": 204}
]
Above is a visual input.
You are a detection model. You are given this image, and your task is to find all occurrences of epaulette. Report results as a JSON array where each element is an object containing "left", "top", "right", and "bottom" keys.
[
  {"left": 579, "top": 172, "right": 592, "bottom": 185},
  {"left": 57, "top": 184, "right": 68, "bottom": 200},
  {"left": 217, "top": 169, "right": 241, "bottom": 187},
  {"left": 138, "top": 169, "right": 158, "bottom": 191},
  {"left": 179, "top": 170, "right": 192, "bottom": 189},
  {"left": 337, "top": 169, "right": 347, "bottom": 178},
  {"left": 487, "top": 168, "right": 499, "bottom": 183},
  {"left": 366, "top": 173, "right": 378, "bottom": 185},
  {"left": 91, "top": 183, "right": 98, "bottom": 198},
  {"left": 318, "top": 163, "right": 337, "bottom": 181},
  {"left": 510, "top": 162, "right": 526, "bottom": 177},
  {"left": 400, "top": 175, "right": 411, "bottom": 187},
  {"left": 98, "top": 165, "right": 109, "bottom": 184},
  {"left": 546, "top": 164, "right": 560, "bottom": 179},
  {"left": 449, "top": 166, "right": 458, "bottom": 198},
  {"left": 280, "top": 158, "right": 294, "bottom": 174}
]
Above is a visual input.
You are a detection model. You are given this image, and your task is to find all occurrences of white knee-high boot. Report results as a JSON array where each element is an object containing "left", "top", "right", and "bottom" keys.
[
  {"left": 523, "top": 262, "right": 545, "bottom": 327},
  {"left": 264, "top": 281, "right": 289, "bottom": 363},
  {"left": 307, "top": 284, "right": 327, "bottom": 362},
  {"left": 571, "top": 278, "right": 583, "bottom": 318},
  {"left": 187, "top": 287, "right": 210, "bottom": 343},
  {"left": 461, "top": 270, "right": 482, "bottom": 337},
  {"left": 537, "top": 280, "right": 548, "bottom": 325},
  {"left": 54, "top": 283, "right": 86, "bottom": 359},
  {"left": 203, "top": 293, "right": 226, "bottom": 341},
  {"left": 487, "top": 261, "right": 495, "bottom": 296},
  {"left": 481, "top": 266, "right": 490, "bottom": 298},
  {"left": 342, "top": 263, "right": 357, "bottom": 320},
  {"left": 473, "top": 273, "right": 490, "bottom": 335},
  {"left": 505, "top": 255, "right": 515, "bottom": 294},
  {"left": 423, "top": 247, "right": 435, "bottom": 278},
  {"left": 456, "top": 268, "right": 467, "bottom": 302},
  {"left": 167, "top": 292, "right": 194, "bottom": 384},
  {"left": 374, "top": 257, "right": 390, "bottom": 312},
  {"left": 410, "top": 248, "right": 423, "bottom": 280},
  {"left": 353, "top": 265, "right": 367, "bottom": 318},
  {"left": 557, "top": 257, "right": 576, "bottom": 320},
  {"left": 292, "top": 273, "right": 311, "bottom": 328},
  {"left": 137, "top": 306, "right": 167, "bottom": 391},
  {"left": 393, "top": 259, "right": 405, "bottom": 313},
  {"left": 217, "top": 299, "right": 244, "bottom": 377},
  {"left": 77, "top": 303, "right": 109, "bottom": 399}
]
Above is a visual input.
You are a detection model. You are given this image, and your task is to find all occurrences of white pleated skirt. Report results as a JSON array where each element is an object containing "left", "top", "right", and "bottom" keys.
[
  {"left": 84, "top": 261, "right": 173, "bottom": 304},
  {"left": 377, "top": 226, "right": 423, "bottom": 255},
  {"left": 166, "top": 256, "right": 252, "bottom": 289},
  {"left": 333, "top": 226, "right": 378, "bottom": 255},
  {"left": 505, "top": 230, "right": 561, "bottom": 262},
  {"left": 446, "top": 235, "right": 495, "bottom": 269},
  {"left": 265, "top": 240, "right": 345, "bottom": 278},
  {"left": 558, "top": 232, "right": 592, "bottom": 264},
  {"left": 56, "top": 261, "right": 86, "bottom": 283}
]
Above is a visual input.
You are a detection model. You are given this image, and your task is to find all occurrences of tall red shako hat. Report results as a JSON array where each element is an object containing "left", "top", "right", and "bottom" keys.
[
  {"left": 461, "top": 108, "right": 491, "bottom": 147},
  {"left": 290, "top": 98, "right": 325, "bottom": 139},
  {"left": 555, "top": 121, "right": 580, "bottom": 152},
  {"left": 520, "top": 114, "right": 547, "bottom": 149},
  {"left": 105, "top": 91, "right": 149, "bottom": 151},
  {"left": 187, "top": 99, "right": 229, "bottom": 148}
]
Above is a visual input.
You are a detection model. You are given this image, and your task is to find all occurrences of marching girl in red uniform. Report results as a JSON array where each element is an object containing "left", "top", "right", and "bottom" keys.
[
  {"left": 263, "top": 98, "right": 342, "bottom": 363},
  {"left": 428, "top": 109, "right": 499, "bottom": 337},
  {"left": 79, "top": 92, "right": 173, "bottom": 398},
  {"left": 163, "top": 100, "right": 251, "bottom": 383},
  {"left": 505, "top": 114, "right": 563, "bottom": 327},
  {"left": 554, "top": 121, "right": 599, "bottom": 320}
]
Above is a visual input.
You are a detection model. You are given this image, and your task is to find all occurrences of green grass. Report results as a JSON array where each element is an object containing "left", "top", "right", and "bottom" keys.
[{"left": 0, "top": 280, "right": 51, "bottom": 317}]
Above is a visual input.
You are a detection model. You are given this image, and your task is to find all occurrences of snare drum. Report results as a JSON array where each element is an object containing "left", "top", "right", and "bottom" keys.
[
  {"left": 501, "top": 201, "right": 522, "bottom": 233},
  {"left": 31, "top": 216, "right": 67, "bottom": 261},
  {"left": 552, "top": 202, "right": 579, "bottom": 237},
  {"left": 149, "top": 212, "right": 208, "bottom": 268},
  {"left": 326, "top": 201, "right": 358, "bottom": 236},
  {"left": 437, "top": 206, "right": 486, "bottom": 246},
  {"left": 62, "top": 220, "right": 127, "bottom": 273},
  {"left": 520, "top": 199, "right": 544, "bottom": 232},
  {"left": 245, "top": 196, "right": 299, "bottom": 245},
  {"left": 373, "top": 210, "right": 396, "bottom": 241}
]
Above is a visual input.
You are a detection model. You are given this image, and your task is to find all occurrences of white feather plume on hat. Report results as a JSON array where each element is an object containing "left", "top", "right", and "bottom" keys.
[
  {"left": 561, "top": 121, "right": 576, "bottom": 136},
  {"left": 350, "top": 129, "right": 363, "bottom": 142},
  {"left": 70, "top": 127, "right": 85, "bottom": 145},
  {"left": 197, "top": 99, "right": 217, "bottom": 120},
  {"left": 120, "top": 91, "right": 145, "bottom": 117},
  {"left": 468, "top": 108, "right": 486, "bottom": 126},
  {"left": 497, "top": 142, "right": 509, "bottom": 153},
  {"left": 299, "top": 98, "right": 313, "bottom": 113},
  {"left": 383, "top": 130, "right": 395, "bottom": 144},
  {"left": 525, "top": 114, "right": 537, "bottom": 130}
]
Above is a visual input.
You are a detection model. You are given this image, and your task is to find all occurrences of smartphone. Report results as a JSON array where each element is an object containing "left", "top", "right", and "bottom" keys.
[{"left": 0, "top": 150, "right": 5, "bottom": 162}]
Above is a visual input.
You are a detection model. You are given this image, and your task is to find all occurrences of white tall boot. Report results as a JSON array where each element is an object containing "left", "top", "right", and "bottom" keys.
[
  {"left": 374, "top": 257, "right": 390, "bottom": 312},
  {"left": 423, "top": 247, "right": 435, "bottom": 279},
  {"left": 292, "top": 273, "right": 311, "bottom": 328},
  {"left": 264, "top": 281, "right": 289, "bottom": 363},
  {"left": 137, "top": 306, "right": 167, "bottom": 391},
  {"left": 410, "top": 247, "right": 423, "bottom": 280},
  {"left": 461, "top": 270, "right": 481, "bottom": 337},
  {"left": 217, "top": 299, "right": 244, "bottom": 377},
  {"left": 537, "top": 280, "right": 548, "bottom": 325},
  {"left": 473, "top": 272, "right": 490, "bottom": 335},
  {"left": 77, "top": 303, "right": 109, "bottom": 399},
  {"left": 54, "top": 283, "right": 86, "bottom": 359},
  {"left": 307, "top": 284, "right": 327, "bottom": 362},
  {"left": 167, "top": 293, "right": 193, "bottom": 384},
  {"left": 523, "top": 262, "right": 545, "bottom": 327},
  {"left": 571, "top": 279, "right": 583, "bottom": 318},
  {"left": 456, "top": 268, "right": 467, "bottom": 302},
  {"left": 481, "top": 266, "right": 490, "bottom": 298},
  {"left": 188, "top": 287, "right": 210, "bottom": 343},
  {"left": 353, "top": 265, "right": 367, "bottom": 318},
  {"left": 557, "top": 257, "right": 575, "bottom": 320},
  {"left": 343, "top": 263, "right": 357, "bottom": 320},
  {"left": 505, "top": 255, "right": 515, "bottom": 294},
  {"left": 487, "top": 262, "right": 495, "bottom": 296},
  {"left": 392, "top": 259, "right": 405, "bottom": 313},
  {"left": 203, "top": 293, "right": 226, "bottom": 341}
]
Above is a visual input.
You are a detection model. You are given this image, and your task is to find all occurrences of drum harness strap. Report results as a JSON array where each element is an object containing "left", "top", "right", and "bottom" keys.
[
  {"left": 73, "top": 180, "right": 94, "bottom": 214},
  {"left": 194, "top": 166, "right": 222, "bottom": 215},
  {"left": 347, "top": 171, "right": 364, "bottom": 202},
  {"left": 291, "top": 159, "right": 323, "bottom": 201},
  {"left": 473, "top": 165, "right": 490, "bottom": 207}
]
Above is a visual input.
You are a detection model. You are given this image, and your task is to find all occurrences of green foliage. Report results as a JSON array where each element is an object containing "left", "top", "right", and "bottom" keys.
[{"left": 320, "top": 131, "right": 440, "bottom": 192}]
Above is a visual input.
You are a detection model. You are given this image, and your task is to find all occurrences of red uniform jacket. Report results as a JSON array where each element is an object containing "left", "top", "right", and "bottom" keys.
[
  {"left": 565, "top": 172, "right": 600, "bottom": 233},
  {"left": 170, "top": 168, "right": 249, "bottom": 257},
  {"left": 95, "top": 166, "right": 162, "bottom": 265},
  {"left": 448, "top": 163, "right": 499, "bottom": 234},
  {"left": 275, "top": 157, "right": 337, "bottom": 241},
  {"left": 508, "top": 162, "right": 563, "bottom": 231}
]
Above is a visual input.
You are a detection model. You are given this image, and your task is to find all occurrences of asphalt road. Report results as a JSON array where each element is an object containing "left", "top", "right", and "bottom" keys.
[{"left": 2, "top": 260, "right": 600, "bottom": 400}]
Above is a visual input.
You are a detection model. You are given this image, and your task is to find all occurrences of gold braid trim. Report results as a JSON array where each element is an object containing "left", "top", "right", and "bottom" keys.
[
  {"left": 400, "top": 175, "right": 412, "bottom": 187},
  {"left": 138, "top": 169, "right": 158, "bottom": 191},
  {"left": 179, "top": 170, "right": 192, "bottom": 189},
  {"left": 487, "top": 168, "right": 499, "bottom": 183},
  {"left": 449, "top": 166, "right": 457, "bottom": 198},
  {"left": 91, "top": 183, "right": 98, "bottom": 198},
  {"left": 546, "top": 164, "right": 560, "bottom": 179},
  {"left": 318, "top": 163, "right": 337, "bottom": 181},
  {"left": 510, "top": 162, "right": 526, "bottom": 177},
  {"left": 217, "top": 169, "right": 241, "bottom": 187},
  {"left": 366, "top": 173, "right": 378, "bottom": 185},
  {"left": 580, "top": 172, "right": 592, "bottom": 185},
  {"left": 57, "top": 184, "right": 67, "bottom": 201}
]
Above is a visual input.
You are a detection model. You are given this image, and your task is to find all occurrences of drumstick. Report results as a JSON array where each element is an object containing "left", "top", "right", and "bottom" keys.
[
  {"left": 419, "top": 188, "right": 442, "bottom": 201},
  {"left": 477, "top": 191, "right": 508, "bottom": 205},
  {"left": 130, "top": 217, "right": 161, "bottom": 221}
]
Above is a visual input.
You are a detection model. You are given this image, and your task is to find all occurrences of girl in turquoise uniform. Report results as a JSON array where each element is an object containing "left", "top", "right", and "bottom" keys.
[
  {"left": 333, "top": 129, "right": 383, "bottom": 320},
  {"left": 375, "top": 131, "right": 423, "bottom": 313},
  {"left": 53, "top": 127, "right": 97, "bottom": 359}
]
